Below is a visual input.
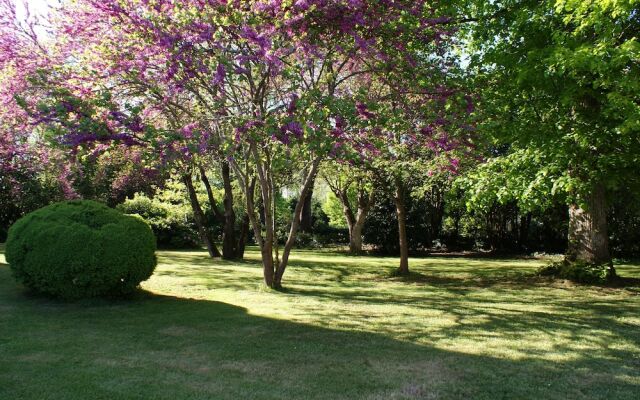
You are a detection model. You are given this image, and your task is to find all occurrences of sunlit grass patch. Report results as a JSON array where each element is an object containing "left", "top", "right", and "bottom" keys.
[{"left": 1, "top": 245, "right": 639, "bottom": 399}]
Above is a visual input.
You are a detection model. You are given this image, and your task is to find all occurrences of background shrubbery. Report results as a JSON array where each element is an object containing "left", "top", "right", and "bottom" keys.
[
  {"left": 537, "top": 261, "right": 616, "bottom": 284},
  {"left": 275, "top": 196, "right": 348, "bottom": 248},
  {"left": 118, "top": 193, "right": 201, "bottom": 249},
  {"left": 5, "top": 200, "right": 157, "bottom": 299},
  {"left": 117, "top": 180, "right": 216, "bottom": 249}
]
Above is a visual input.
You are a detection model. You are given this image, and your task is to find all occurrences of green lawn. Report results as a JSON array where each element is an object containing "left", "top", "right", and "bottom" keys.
[{"left": 1, "top": 246, "right": 639, "bottom": 399}]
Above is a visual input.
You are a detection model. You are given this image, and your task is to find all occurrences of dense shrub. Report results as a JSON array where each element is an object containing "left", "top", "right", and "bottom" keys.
[
  {"left": 5, "top": 200, "right": 157, "bottom": 299},
  {"left": 536, "top": 260, "right": 615, "bottom": 284},
  {"left": 363, "top": 185, "right": 569, "bottom": 255},
  {"left": 312, "top": 225, "right": 349, "bottom": 246},
  {"left": 117, "top": 193, "right": 201, "bottom": 249},
  {"left": 363, "top": 192, "right": 440, "bottom": 254},
  {"left": 276, "top": 196, "right": 348, "bottom": 247},
  {"left": 609, "top": 191, "right": 640, "bottom": 258},
  {"left": 0, "top": 167, "right": 66, "bottom": 242}
]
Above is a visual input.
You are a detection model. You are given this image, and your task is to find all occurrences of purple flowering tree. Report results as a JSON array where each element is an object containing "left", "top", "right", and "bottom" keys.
[{"left": 3, "top": 0, "right": 471, "bottom": 288}]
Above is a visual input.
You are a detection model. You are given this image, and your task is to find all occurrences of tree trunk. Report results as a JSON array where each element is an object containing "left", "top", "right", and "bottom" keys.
[
  {"left": 332, "top": 186, "right": 373, "bottom": 255},
  {"left": 261, "top": 240, "right": 276, "bottom": 287},
  {"left": 249, "top": 145, "right": 279, "bottom": 287},
  {"left": 349, "top": 222, "right": 364, "bottom": 254},
  {"left": 183, "top": 173, "right": 221, "bottom": 258},
  {"left": 199, "top": 162, "right": 241, "bottom": 260},
  {"left": 199, "top": 164, "right": 240, "bottom": 260},
  {"left": 273, "top": 158, "right": 321, "bottom": 288},
  {"left": 394, "top": 176, "right": 409, "bottom": 275},
  {"left": 235, "top": 213, "right": 250, "bottom": 259},
  {"left": 220, "top": 161, "right": 240, "bottom": 259},
  {"left": 519, "top": 212, "right": 532, "bottom": 250},
  {"left": 228, "top": 144, "right": 320, "bottom": 288},
  {"left": 243, "top": 169, "right": 274, "bottom": 284},
  {"left": 226, "top": 143, "right": 277, "bottom": 286},
  {"left": 350, "top": 189, "right": 375, "bottom": 254},
  {"left": 566, "top": 184, "right": 611, "bottom": 265},
  {"left": 336, "top": 190, "right": 357, "bottom": 253},
  {"left": 198, "top": 164, "right": 224, "bottom": 223},
  {"left": 299, "top": 174, "right": 315, "bottom": 233}
]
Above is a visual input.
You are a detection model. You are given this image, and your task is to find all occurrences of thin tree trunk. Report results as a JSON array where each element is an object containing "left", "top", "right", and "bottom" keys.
[
  {"left": 350, "top": 189, "right": 374, "bottom": 254},
  {"left": 199, "top": 162, "right": 241, "bottom": 260},
  {"left": 273, "top": 158, "right": 321, "bottom": 288},
  {"left": 198, "top": 164, "right": 236, "bottom": 258},
  {"left": 394, "top": 176, "right": 409, "bottom": 275},
  {"left": 220, "top": 161, "right": 240, "bottom": 259},
  {"left": 198, "top": 164, "right": 224, "bottom": 222},
  {"left": 184, "top": 173, "right": 221, "bottom": 258},
  {"left": 519, "top": 212, "right": 531, "bottom": 250},
  {"left": 235, "top": 213, "right": 250, "bottom": 259},
  {"left": 332, "top": 187, "right": 373, "bottom": 255},
  {"left": 245, "top": 171, "right": 274, "bottom": 284},
  {"left": 299, "top": 174, "right": 315, "bottom": 233},
  {"left": 261, "top": 241, "right": 275, "bottom": 287},
  {"left": 229, "top": 143, "right": 320, "bottom": 288},
  {"left": 251, "top": 145, "right": 278, "bottom": 287},
  {"left": 566, "top": 183, "right": 612, "bottom": 266},
  {"left": 228, "top": 154, "right": 271, "bottom": 283},
  {"left": 335, "top": 190, "right": 357, "bottom": 253}
]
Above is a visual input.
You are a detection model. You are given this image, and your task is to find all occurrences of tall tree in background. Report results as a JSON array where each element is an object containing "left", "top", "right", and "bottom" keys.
[
  {"left": 322, "top": 163, "right": 376, "bottom": 254},
  {"left": 463, "top": 0, "right": 640, "bottom": 270}
]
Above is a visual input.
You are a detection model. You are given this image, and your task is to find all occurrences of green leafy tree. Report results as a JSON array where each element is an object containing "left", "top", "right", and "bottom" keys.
[
  {"left": 321, "top": 163, "right": 376, "bottom": 254},
  {"left": 462, "top": 0, "right": 640, "bottom": 269}
]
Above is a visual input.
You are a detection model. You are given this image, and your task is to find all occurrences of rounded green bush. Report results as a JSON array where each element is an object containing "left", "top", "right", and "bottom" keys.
[{"left": 5, "top": 200, "right": 157, "bottom": 299}]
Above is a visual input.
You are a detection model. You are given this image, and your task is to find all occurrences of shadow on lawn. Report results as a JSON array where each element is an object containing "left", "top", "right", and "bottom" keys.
[
  {"left": 154, "top": 251, "right": 640, "bottom": 361},
  {"left": 1, "top": 283, "right": 640, "bottom": 396},
  {"left": 1, "top": 276, "right": 639, "bottom": 399},
  {"left": 1, "top": 249, "right": 640, "bottom": 399},
  {"left": 163, "top": 253, "right": 638, "bottom": 355}
]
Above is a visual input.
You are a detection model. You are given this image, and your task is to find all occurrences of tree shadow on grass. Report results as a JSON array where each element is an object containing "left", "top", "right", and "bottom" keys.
[
  {"left": 0, "top": 247, "right": 640, "bottom": 400},
  {"left": 0, "top": 280, "right": 638, "bottom": 400},
  {"left": 1, "top": 248, "right": 640, "bottom": 399}
]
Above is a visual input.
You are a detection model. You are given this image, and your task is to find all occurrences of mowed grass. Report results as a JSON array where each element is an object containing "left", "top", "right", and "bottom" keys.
[{"left": 1, "top": 245, "right": 639, "bottom": 400}]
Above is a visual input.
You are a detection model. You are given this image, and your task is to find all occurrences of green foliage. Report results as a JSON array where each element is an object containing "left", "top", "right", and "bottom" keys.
[
  {"left": 0, "top": 167, "right": 65, "bottom": 242},
  {"left": 609, "top": 191, "right": 640, "bottom": 258},
  {"left": 456, "top": 149, "right": 565, "bottom": 213},
  {"left": 5, "top": 200, "right": 156, "bottom": 299},
  {"left": 322, "top": 192, "right": 348, "bottom": 228},
  {"left": 537, "top": 260, "right": 615, "bottom": 284},
  {"left": 117, "top": 190, "right": 200, "bottom": 249},
  {"left": 311, "top": 199, "right": 349, "bottom": 246},
  {"left": 274, "top": 195, "right": 346, "bottom": 247},
  {"left": 463, "top": 0, "right": 640, "bottom": 207}
]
